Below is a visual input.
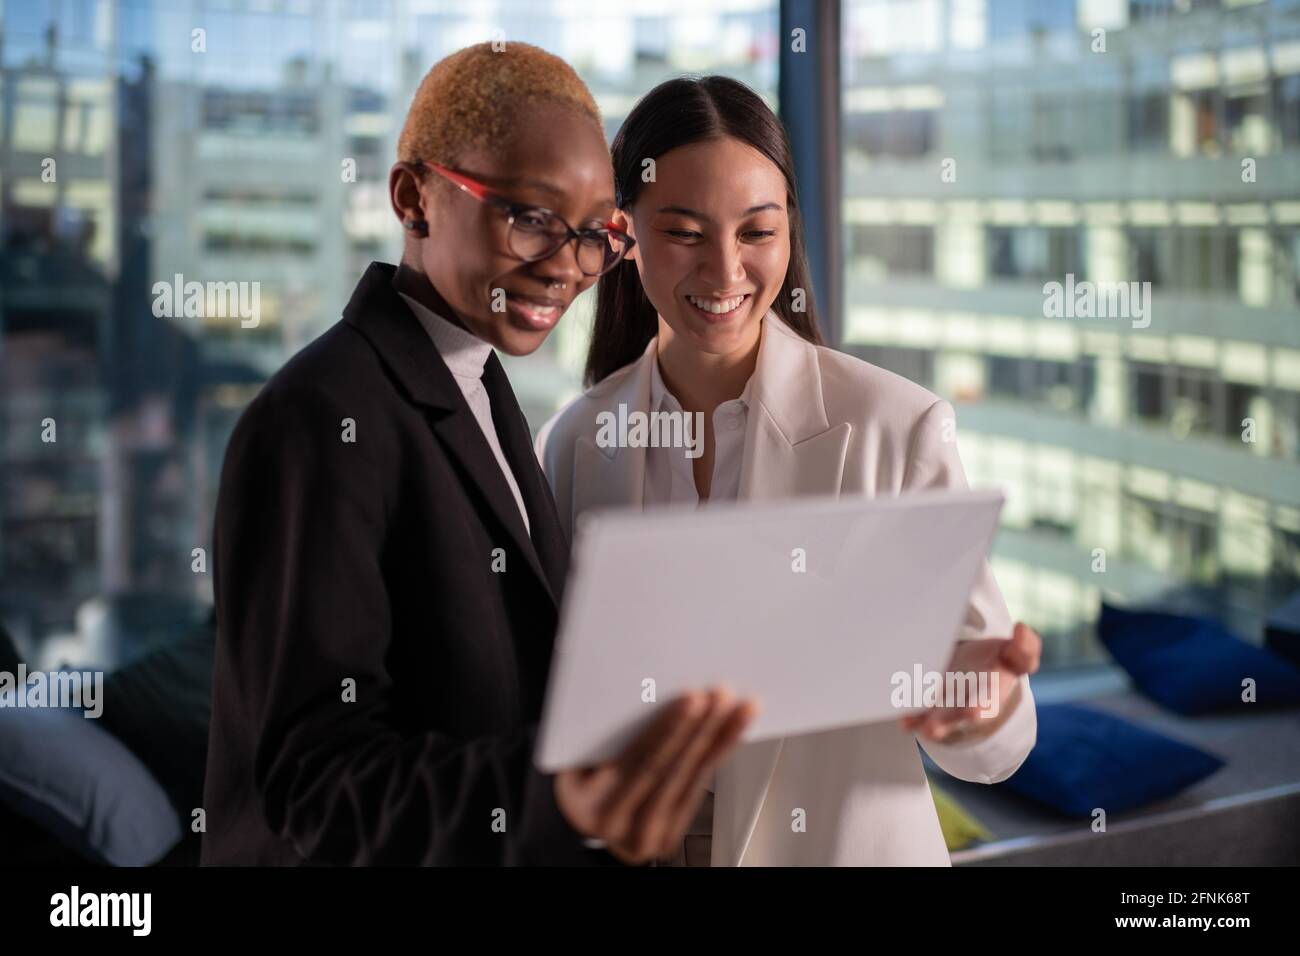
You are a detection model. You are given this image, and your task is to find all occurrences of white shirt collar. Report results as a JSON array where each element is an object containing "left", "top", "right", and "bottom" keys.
[
  {"left": 649, "top": 351, "right": 675, "bottom": 412},
  {"left": 398, "top": 291, "right": 493, "bottom": 382}
]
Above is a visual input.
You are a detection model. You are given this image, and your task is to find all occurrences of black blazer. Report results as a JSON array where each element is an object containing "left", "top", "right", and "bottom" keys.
[{"left": 201, "top": 261, "right": 617, "bottom": 865}]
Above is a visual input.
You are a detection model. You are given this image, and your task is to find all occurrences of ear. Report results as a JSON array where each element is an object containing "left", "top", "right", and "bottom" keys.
[
  {"left": 612, "top": 208, "right": 638, "bottom": 263},
  {"left": 389, "top": 162, "right": 427, "bottom": 228}
]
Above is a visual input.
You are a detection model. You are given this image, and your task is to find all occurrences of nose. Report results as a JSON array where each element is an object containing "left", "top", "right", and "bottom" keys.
[
  {"left": 529, "top": 237, "right": 585, "bottom": 289},
  {"left": 698, "top": 236, "right": 746, "bottom": 293}
]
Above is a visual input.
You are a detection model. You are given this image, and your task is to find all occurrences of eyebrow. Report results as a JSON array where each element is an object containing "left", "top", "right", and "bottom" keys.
[{"left": 655, "top": 202, "right": 784, "bottom": 220}]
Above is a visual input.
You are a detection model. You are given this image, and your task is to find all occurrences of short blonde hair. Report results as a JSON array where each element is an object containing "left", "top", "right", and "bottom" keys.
[{"left": 397, "top": 42, "right": 603, "bottom": 169}]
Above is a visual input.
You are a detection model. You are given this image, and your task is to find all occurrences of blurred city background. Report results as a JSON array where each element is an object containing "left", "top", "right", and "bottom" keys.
[{"left": 2, "top": 0, "right": 1297, "bottom": 674}]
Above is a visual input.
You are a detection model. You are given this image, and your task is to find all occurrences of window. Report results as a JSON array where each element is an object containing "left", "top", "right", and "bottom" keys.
[
  {"left": 849, "top": 225, "right": 934, "bottom": 278},
  {"left": 987, "top": 226, "right": 1083, "bottom": 282},
  {"left": 0, "top": 0, "right": 780, "bottom": 642},
  {"left": 842, "top": 0, "right": 1300, "bottom": 664}
]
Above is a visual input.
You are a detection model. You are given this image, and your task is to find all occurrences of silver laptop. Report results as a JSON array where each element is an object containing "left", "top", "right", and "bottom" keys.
[{"left": 536, "top": 488, "right": 1005, "bottom": 772}]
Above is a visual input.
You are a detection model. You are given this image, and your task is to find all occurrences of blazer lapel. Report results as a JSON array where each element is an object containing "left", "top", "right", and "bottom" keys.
[
  {"left": 715, "top": 313, "right": 852, "bottom": 866},
  {"left": 568, "top": 340, "right": 656, "bottom": 526},
  {"left": 573, "top": 435, "right": 645, "bottom": 522},
  {"left": 342, "top": 261, "right": 557, "bottom": 608},
  {"left": 739, "top": 314, "right": 852, "bottom": 501}
]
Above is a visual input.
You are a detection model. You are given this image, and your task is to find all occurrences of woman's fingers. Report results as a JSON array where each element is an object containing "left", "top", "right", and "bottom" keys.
[
  {"left": 625, "top": 689, "right": 750, "bottom": 859},
  {"left": 999, "top": 622, "right": 1042, "bottom": 675},
  {"left": 922, "top": 707, "right": 980, "bottom": 739},
  {"left": 599, "top": 692, "right": 709, "bottom": 843},
  {"left": 644, "top": 694, "right": 756, "bottom": 857},
  {"left": 900, "top": 700, "right": 981, "bottom": 737},
  {"left": 897, "top": 624, "right": 1041, "bottom": 740},
  {"left": 587, "top": 687, "right": 759, "bottom": 862}
]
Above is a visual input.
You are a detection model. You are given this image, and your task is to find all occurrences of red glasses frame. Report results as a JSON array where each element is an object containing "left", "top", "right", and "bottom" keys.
[{"left": 415, "top": 160, "right": 634, "bottom": 276}]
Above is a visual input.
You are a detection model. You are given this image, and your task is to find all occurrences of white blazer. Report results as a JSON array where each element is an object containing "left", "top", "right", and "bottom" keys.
[{"left": 536, "top": 311, "right": 1037, "bottom": 866}]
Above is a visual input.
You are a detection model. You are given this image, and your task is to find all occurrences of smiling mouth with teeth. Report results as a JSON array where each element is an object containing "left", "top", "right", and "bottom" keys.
[
  {"left": 504, "top": 293, "right": 563, "bottom": 329},
  {"left": 686, "top": 293, "right": 751, "bottom": 316},
  {"left": 512, "top": 298, "right": 558, "bottom": 317}
]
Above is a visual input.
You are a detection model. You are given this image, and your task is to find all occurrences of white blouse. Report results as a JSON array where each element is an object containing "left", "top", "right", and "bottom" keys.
[{"left": 642, "top": 349, "right": 754, "bottom": 509}]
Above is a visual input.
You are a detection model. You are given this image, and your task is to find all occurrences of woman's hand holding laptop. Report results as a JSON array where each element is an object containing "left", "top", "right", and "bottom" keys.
[
  {"left": 899, "top": 622, "right": 1042, "bottom": 744},
  {"left": 553, "top": 687, "right": 758, "bottom": 865}
]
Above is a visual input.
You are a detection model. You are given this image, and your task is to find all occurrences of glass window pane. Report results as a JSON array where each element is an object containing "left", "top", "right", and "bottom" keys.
[{"left": 842, "top": 0, "right": 1300, "bottom": 667}]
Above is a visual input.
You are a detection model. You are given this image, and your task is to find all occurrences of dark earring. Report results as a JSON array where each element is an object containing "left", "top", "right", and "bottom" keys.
[{"left": 404, "top": 219, "right": 428, "bottom": 236}]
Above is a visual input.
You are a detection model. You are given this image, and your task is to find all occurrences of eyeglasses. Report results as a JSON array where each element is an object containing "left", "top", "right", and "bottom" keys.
[{"left": 415, "top": 161, "right": 635, "bottom": 277}]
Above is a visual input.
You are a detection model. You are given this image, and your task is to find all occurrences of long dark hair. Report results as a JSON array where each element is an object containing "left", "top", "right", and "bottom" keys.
[{"left": 584, "top": 75, "right": 823, "bottom": 387}]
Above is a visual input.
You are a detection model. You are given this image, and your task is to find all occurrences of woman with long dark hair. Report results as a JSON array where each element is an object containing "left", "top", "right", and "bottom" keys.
[{"left": 538, "top": 75, "right": 1042, "bottom": 867}]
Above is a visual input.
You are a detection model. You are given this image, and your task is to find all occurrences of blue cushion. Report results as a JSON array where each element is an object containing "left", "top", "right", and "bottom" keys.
[
  {"left": 1099, "top": 602, "right": 1300, "bottom": 715},
  {"left": 0, "top": 691, "right": 182, "bottom": 866},
  {"left": 1000, "top": 703, "right": 1224, "bottom": 817}
]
